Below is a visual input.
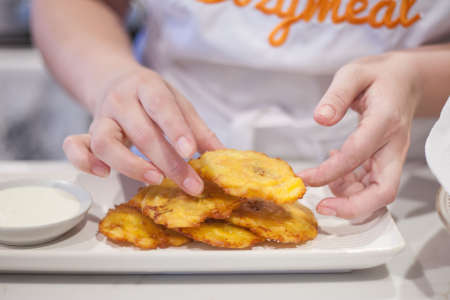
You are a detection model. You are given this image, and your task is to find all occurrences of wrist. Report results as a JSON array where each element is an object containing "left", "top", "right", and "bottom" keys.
[
  {"left": 84, "top": 58, "right": 142, "bottom": 115},
  {"left": 390, "top": 50, "right": 424, "bottom": 112}
]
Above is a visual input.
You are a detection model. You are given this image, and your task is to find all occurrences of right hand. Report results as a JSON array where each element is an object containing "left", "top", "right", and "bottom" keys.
[{"left": 63, "top": 66, "right": 223, "bottom": 196}]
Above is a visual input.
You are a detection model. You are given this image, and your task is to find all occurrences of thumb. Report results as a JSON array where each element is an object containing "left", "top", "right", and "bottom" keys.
[{"left": 315, "top": 64, "right": 372, "bottom": 126}]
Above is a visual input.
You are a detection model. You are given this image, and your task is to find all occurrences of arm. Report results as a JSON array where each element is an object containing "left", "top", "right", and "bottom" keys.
[
  {"left": 410, "top": 43, "right": 450, "bottom": 117},
  {"left": 32, "top": 0, "right": 223, "bottom": 195},
  {"left": 298, "top": 43, "right": 450, "bottom": 219},
  {"left": 31, "top": 0, "right": 136, "bottom": 113}
]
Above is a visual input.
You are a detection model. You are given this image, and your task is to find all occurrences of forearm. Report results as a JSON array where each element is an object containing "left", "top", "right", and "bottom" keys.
[
  {"left": 405, "top": 43, "right": 450, "bottom": 117},
  {"left": 31, "top": 0, "right": 139, "bottom": 113}
]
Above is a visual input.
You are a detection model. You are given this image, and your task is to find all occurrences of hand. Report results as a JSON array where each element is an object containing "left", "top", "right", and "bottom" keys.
[
  {"left": 63, "top": 66, "right": 223, "bottom": 196},
  {"left": 298, "top": 52, "right": 422, "bottom": 219}
]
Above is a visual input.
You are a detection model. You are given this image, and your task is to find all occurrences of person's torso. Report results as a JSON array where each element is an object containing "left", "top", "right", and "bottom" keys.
[{"left": 138, "top": 0, "right": 450, "bottom": 160}]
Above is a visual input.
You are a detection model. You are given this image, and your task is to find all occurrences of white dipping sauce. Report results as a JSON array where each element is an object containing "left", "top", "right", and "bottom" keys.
[{"left": 0, "top": 186, "right": 80, "bottom": 227}]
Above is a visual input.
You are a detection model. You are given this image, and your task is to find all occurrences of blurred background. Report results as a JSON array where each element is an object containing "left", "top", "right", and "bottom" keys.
[{"left": 0, "top": 0, "right": 145, "bottom": 160}]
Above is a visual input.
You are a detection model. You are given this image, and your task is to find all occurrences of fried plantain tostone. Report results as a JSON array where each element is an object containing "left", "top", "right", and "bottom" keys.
[
  {"left": 129, "top": 179, "right": 242, "bottom": 228},
  {"left": 99, "top": 204, "right": 190, "bottom": 249},
  {"left": 190, "top": 149, "right": 305, "bottom": 204},
  {"left": 178, "top": 221, "right": 264, "bottom": 249},
  {"left": 127, "top": 186, "right": 149, "bottom": 209},
  {"left": 228, "top": 201, "right": 318, "bottom": 244}
]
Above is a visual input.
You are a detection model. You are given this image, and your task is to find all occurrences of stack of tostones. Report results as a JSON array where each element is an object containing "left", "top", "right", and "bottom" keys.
[{"left": 99, "top": 149, "right": 318, "bottom": 250}]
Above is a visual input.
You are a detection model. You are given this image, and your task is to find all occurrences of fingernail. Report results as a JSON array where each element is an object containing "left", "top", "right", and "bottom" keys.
[
  {"left": 317, "top": 105, "right": 336, "bottom": 120},
  {"left": 92, "top": 164, "right": 109, "bottom": 177},
  {"left": 177, "top": 136, "right": 194, "bottom": 158},
  {"left": 144, "top": 170, "right": 164, "bottom": 185},
  {"left": 318, "top": 206, "right": 336, "bottom": 216},
  {"left": 183, "top": 177, "right": 203, "bottom": 195}
]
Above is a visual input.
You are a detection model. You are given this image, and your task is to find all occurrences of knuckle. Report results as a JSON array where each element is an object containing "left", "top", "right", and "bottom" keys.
[
  {"left": 90, "top": 136, "right": 108, "bottom": 157},
  {"left": 62, "top": 135, "right": 77, "bottom": 150},
  {"left": 166, "top": 160, "right": 186, "bottom": 178},
  {"left": 88, "top": 121, "right": 97, "bottom": 134},
  {"left": 350, "top": 62, "right": 365, "bottom": 75},
  {"left": 71, "top": 154, "right": 89, "bottom": 172},
  {"left": 380, "top": 185, "right": 397, "bottom": 205},
  {"left": 385, "top": 111, "right": 402, "bottom": 128},
  {"left": 181, "top": 98, "right": 195, "bottom": 112},
  {"left": 104, "top": 91, "right": 124, "bottom": 114},
  {"left": 139, "top": 90, "right": 170, "bottom": 116},
  {"left": 63, "top": 138, "right": 90, "bottom": 171}
]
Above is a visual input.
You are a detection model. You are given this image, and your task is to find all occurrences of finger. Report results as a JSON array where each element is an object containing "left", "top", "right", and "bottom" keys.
[
  {"left": 111, "top": 101, "right": 204, "bottom": 196},
  {"left": 89, "top": 118, "right": 165, "bottom": 185},
  {"left": 329, "top": 179, "right": 365, "bottom": 198},
  {"left": 328, "top": 164, "right": 367, "bottom": 197},
  {"left": 316, "top": 135, "right": 407, "bottom": 219},
  {"left": 357, "top": 160, "right": 372, "bottom": 180},
  {"left": 325, "top": 149, "right": 345, "bottom": 189},
  {"left": 137, "top": 78, "right": 198, "bottom": 159},
  {"left": 314, "top": 64, "right": 373, "bottom": 126},
  {"left": 334, "top": 163, "right": 369, "bottom": 187},
  {"left": 63, "top": 134, "right": 111, "bottom": 177},
  {"left": 298, "top": 113, "right": 392, "bottom": 187},
  {"left": 166, "top": 83, "right": 224, "bottom": 152}
]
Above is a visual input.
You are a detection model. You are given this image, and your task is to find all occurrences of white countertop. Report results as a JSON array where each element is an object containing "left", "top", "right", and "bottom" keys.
[{"left": 0, "top": 160, "right": 449, "bottom": 300}]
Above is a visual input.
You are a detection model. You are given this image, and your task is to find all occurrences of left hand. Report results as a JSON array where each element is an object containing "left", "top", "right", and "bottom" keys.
[{"left": 298, "top": 52, "right": 422, "bottom": 219}]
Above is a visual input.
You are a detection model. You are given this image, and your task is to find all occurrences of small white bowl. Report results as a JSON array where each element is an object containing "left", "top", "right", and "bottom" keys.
[{"left": 0, "top": 179, "right": 92, "bottom": 246}]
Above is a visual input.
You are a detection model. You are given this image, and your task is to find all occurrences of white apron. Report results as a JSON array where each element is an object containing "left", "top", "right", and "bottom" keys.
[{"left": 136, "top": 0, "right": 450, "bottom": 161}]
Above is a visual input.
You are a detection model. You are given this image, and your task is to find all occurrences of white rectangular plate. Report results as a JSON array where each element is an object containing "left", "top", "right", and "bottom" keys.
[{"left": 0, "top": 161, "right": 405, "bottom": 274}]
